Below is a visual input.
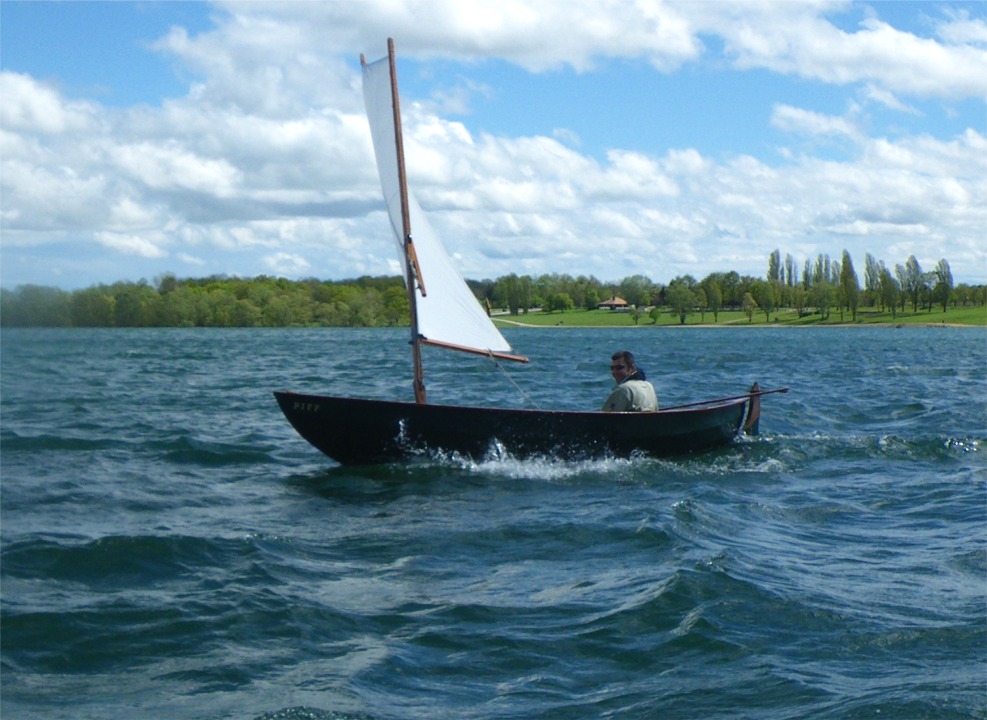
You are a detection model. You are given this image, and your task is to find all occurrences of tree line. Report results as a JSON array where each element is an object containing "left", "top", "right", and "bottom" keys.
[
  {"left": 1, "top": 251, "right": 983, "bottom": 328},
  {"left": 0, "top": 275, "right": 408, "bottom": 328}
]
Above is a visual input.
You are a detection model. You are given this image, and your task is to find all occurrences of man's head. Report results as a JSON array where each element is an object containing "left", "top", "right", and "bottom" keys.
[{"left": 610, "top": 350, "right": 637, "bottom": 382}]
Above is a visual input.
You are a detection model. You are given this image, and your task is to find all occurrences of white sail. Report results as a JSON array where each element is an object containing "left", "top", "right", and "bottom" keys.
[{"left": 362, "top": 53, "right": 525, "bottom": 362}]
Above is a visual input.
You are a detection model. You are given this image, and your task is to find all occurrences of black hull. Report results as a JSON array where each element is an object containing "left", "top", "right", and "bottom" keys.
[{"left": 274, "top": 391, "right": 751, "bottom": 465}]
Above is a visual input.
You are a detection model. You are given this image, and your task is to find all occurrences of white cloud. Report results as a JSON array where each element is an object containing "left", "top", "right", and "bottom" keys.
[
  {"left": 771, "top": 104, "right": 863, "bottom": 141},
  {"left": 108, "top": 197, "right": 161, "bottom": 230},
  {"left": 1, "top": 1, "right": 985, "bottom": 289},
  {"left": 0, "top": 72, "right": 93, "bottom": 134},
  {"left": 263, "top": 251, "right": 311, "bottom": 275},
  {"left": 177, "top": 253, "right": 206, "bottom": 266},
  {"left": 861, "top": 85, "right": 919, "bottom": 114},
  {"left": 113, "top": 142, "right": 241, "bottom": 197},
  {"left": 95, "top": 232, "right": 168, "bottom": 258},
  {"left": 688, "top": 3, "right": 987, "bottom": 100},
  {"left": 936, "top": 9, "right": 987, "bottom": 45}
]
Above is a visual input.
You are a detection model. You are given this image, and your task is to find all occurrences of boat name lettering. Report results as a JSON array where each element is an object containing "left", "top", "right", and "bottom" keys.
[{"left": 293, "top": 401, "right": 321, "bottom": 412}]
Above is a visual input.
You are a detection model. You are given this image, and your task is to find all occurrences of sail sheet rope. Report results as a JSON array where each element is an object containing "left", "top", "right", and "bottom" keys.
[{"left": 488, "top": 352, "right": 541, "bottom": 410}]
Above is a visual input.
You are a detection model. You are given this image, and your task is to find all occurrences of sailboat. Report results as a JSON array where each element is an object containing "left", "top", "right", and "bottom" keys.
[{"left": 274, "top": 39, "right": 786, "bottom": 466}]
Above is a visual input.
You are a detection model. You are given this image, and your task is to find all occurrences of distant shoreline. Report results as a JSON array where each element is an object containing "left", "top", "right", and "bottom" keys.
[{"left": 495, "top": 319, "right": 982, "bottom": 329}]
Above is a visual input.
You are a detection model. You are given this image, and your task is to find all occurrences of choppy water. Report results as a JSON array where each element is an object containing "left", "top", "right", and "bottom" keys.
[{"left": 1, "top": 326, "right": 984, "bottom": 720}]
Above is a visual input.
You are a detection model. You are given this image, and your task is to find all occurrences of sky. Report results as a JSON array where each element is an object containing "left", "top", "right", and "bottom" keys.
[{"left": 1, "top": 1, "right": 985, "bottom": 290}]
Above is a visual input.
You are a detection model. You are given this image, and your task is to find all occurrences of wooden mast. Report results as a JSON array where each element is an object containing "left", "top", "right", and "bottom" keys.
[{"left": 385, "top": 38, "right": 427, "bottom": 404}]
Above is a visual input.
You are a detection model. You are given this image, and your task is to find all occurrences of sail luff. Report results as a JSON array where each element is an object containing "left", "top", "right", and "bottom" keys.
[{"left": 387, "top": 39, "right": 412, "bottom": 253}]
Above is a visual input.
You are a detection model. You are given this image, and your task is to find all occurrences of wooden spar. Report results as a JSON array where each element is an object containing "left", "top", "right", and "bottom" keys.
[
  {"left": 422, "top": 338, "right": 529, "bottom": 363},
  {"left": 385, "top": 38, "right": 427, "bottom": 404},
  {"left": 387, "top": 39, "right": 424, "bottom": 295}
]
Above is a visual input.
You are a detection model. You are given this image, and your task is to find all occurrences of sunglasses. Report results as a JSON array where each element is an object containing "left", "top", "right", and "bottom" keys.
[{"left": 610, "top": 364, "right": 626, "bottom": 371}]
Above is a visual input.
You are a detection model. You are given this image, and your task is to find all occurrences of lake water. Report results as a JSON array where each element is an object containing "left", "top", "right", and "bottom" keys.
[{"left": 1, "top": 326, "right": 984, "bottom": 719}]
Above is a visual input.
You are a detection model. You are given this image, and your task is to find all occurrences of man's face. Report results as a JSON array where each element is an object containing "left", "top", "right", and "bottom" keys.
[{"left": 610, "top": 359, "right": 632, "bottom": 382}]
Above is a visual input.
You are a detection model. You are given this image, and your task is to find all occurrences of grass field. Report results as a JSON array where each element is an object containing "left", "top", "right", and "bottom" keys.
[{"left": 493, "top": 304, "right": 987, "bottom": 328}]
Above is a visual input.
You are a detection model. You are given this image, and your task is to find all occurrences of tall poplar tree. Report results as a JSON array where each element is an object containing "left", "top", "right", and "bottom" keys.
[
  {"left": 864, "top": 253, "right": 881, "bottom": 307},
  {"left": 934, "top": 259, "right": 954, "bottom": 312},
  {"left": 840, "top": 250, "right": 860, "bottom": 321},
  {"left": 784, "top": 253, "right": 796, "bottom": 287},
  {"left": 768, "top": 249, "right": 781, "bottom": 283},
  {"left": 879, "top": 265, "right": 900, "bottom": 318},
  {"left": 904, "top": 255, "right": 923, "bottom": 311}
]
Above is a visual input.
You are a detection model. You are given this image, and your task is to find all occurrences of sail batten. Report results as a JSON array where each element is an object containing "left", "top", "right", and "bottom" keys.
[{"left": 362, "top": 49, "right": 526, "bottom": 364}]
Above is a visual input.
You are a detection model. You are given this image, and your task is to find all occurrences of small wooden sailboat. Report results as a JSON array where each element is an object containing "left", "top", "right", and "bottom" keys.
[{"left": 274, "top": 39, "right": 786, "bottom": 465}]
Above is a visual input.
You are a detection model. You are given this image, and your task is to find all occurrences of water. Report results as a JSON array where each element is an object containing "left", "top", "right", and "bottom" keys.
[{"left": 1, "top": 326, "right": 984, "bottom": 720}]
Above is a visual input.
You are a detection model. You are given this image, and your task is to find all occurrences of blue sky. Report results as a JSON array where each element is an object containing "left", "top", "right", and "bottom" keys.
[{"left": 2, "top": 1, "right": 985, "bottom": 289}]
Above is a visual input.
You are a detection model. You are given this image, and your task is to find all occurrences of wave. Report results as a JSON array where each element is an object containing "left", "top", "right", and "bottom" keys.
[
  {"left": 0, "top": 429, "right": 125, "bottom": 452},
  {"left": 0, "top": 427, "right": 280, "bottom": 467},
  {"left": 1, "top": 534, "right": 250, "bottom": 587},
  {"left": 155, "top": 433, "right": 279, "bottom": 466},
  {"left": 253, "top": 710, "right": 378, "bottom": 720}
]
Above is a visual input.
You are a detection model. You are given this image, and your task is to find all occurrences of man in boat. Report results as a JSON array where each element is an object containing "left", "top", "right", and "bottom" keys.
[{"left": 602, "top": 351, "right": 659, "bottom": 412}]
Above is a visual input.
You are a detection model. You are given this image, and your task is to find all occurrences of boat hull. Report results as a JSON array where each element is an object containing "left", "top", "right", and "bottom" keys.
[{"left": 273, "top": 391, "right": 750, "bottom": 465}]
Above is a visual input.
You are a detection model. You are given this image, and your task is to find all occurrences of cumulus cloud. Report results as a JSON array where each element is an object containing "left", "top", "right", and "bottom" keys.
[
  {"left": 113, "top": 142, "right": 242, "bottom": 197},
  {"left": 771, "top": 105, "right": 863, "bottom": 142},
  {"left": 0, "top": 72, "right": 93, "bottom": 134},
  {"left": 177, "top": 253, "right": 206, "bottom": 266},
  {"left": 263, "top": 252, "right": 311, "bottom": 275},
  {"left": 1, "top": 1, "right": 985, "bottom": 289},
  {"left": 94, "top": 232, "right": 168, "bottom": 259},
  {"left": 686, "top": 2, "right": 987, "bottom": 100},
  {"left": 936, "top": 9, "right": 987, "bottom": 45}
]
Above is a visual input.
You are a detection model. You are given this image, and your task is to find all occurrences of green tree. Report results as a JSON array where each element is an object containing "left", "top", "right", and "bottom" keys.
[
  {"left": 493, "top": 274, "right": 532, "bottom": 316},
  {"left": 618, "top": 274, "right": 654, "bottom": 308},
  {"left": 903, "top": 255, "right": 923, "bottom": 311},
  {"left": 784, "top": 253, "right": 797, "bottom": 287},
  {"left": 864, "top": 253, "right": 881, "bottom": 307},
  {"left": 0, "top": 285, "right": 71, "bottom": 326},
  {"left": 380, "top": 285, "right": 409, "bottom": 325},
  {"left": 894, "top": 263, "right": 909, "bottom": 312},
  {"left": 933, "top": 259, "right": 953, "bottom": 312},
  {"left": 232, "top": 298, "right": 262, "bottom": 326},
  {"left": 263, "top": 296, "right": 294, "bottom": 326},
  {"left": 792, "top": 286, "right": 809, "bottom": 317},
  {"left": 742, "top": 292, "right": 758, "bottom": 323},
  {"left": 767, "top": 249, "right": 781, "bottom": 283},
  {"left": 717, "top": 271, "right": 741, "bottom": 307},
  {"left": 840, "top": 250, "right": 860, "bottom": 321},
  {"left": 350, "top": 288, "right": 384, "bottom": 327},
  {"left": 752, "top": 280, "right": 778, "bottom": 322},
  {"left": 703, "top": 278, "right": 722, "bottom": 322},
  {"left": 208, "top": 289, "right": 238, "bottom": 326},
  {"left": 694, "top": 286, "right": 707, "bottom": 322},
  {"left": 313, "top": 301, "right": 351, "bottom": 326},
  {"left": 810, "top": 281, "right": 835, "bottom": 320},
  {"left": 153, "top": 285, "right": 197, "bottom": 326},
  {"left": 113, "top": 283, "right": 157, "bottom": 327},
  {"left": 70, "top": 287, "right": 116, "bottom": 326},
  {"left": 878, "top": 266, "right": 899, "bottom": 318},
  {"left": 812, "top": 254, "right": 832, "bottom": 285},
  {"left": 157, "top": 273, "right": 179, "bottom": 295},
  {"left": 581, "top": 283, "right": 601, "bottom": 311},
  {"left": 545, "top": 292, "right": 574, "bottom": 313},
  {"left": 666, "top": 282, "right": 695, "bottom": 325}
]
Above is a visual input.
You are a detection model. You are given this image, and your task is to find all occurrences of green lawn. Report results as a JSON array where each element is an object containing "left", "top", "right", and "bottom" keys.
[{"left": 493, "top": 305, "right": 987, "bottom": 328}]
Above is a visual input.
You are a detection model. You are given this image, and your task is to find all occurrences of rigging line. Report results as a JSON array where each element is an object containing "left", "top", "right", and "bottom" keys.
[{"left": 487, "top": 351, "right": 541, "bottom": 409}]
